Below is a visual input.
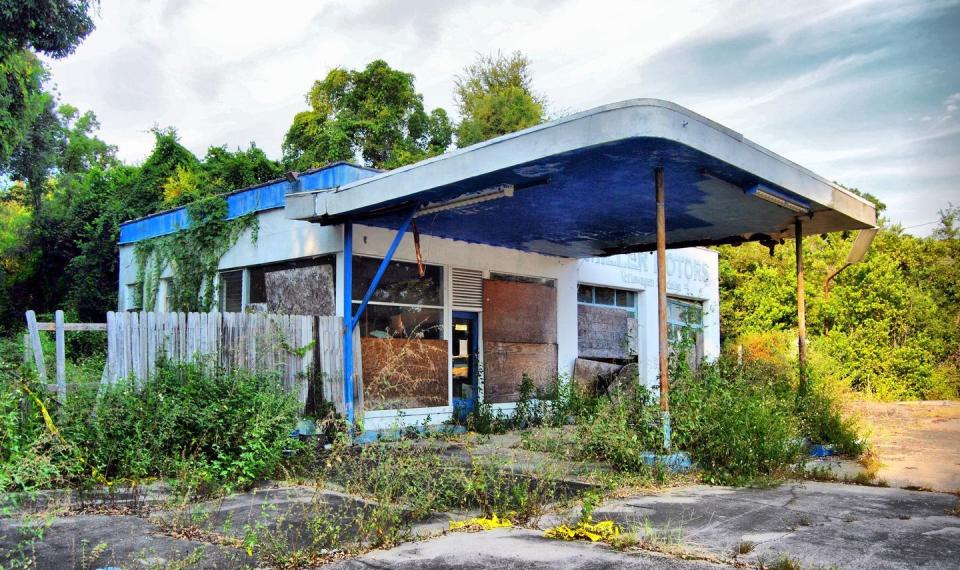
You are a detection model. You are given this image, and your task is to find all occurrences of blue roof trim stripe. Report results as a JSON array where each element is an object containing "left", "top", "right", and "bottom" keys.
[{"left": 118, "top": 162, "right": 378, "bottom": 245}]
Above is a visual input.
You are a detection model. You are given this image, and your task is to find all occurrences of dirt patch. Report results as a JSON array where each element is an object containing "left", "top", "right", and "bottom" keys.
[{"left": 847, "top": 400, "right": 960, "bottom": 492}]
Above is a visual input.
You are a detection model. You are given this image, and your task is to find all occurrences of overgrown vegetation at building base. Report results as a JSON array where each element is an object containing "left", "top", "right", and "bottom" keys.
[
  {"left": 493, "top": 350, "right": 863, "bottom": 485},
  {"left": 2, "top": 359, "right": 301, "bottom": 494}
]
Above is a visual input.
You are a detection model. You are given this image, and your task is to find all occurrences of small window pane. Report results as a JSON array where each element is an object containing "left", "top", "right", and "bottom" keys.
[
  {"left": 577, "top": 285, "right": 593, "bottom": 303},
  {"left": 594, "top": 287, "right": 615, "bottom": 306},
  {"left": 219, "top": 270, "right": 243, "bottom": 312},
  {"left": 616, "top": 290, "right": 636, "bottom": 308}
]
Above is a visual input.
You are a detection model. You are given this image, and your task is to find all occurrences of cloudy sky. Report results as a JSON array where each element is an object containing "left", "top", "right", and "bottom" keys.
[{"left": 45, "top": 0, "right": 959, "bottom": 234}]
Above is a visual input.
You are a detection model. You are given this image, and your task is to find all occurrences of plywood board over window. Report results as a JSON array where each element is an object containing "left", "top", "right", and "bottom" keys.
[
  {"left": 482, "top": 278, "right": 557, "bottom": 403},
  {"left": 577, "top": 305, "right": 638, "bottom": 360}
]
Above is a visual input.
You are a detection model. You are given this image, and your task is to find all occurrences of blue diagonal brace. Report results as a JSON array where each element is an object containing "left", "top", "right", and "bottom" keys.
[
  {"left": 350, "top": 208, "right": 418, "bottom": 330},
  {"left": 343, "top": 207, "right": 417, "bottom": 427}
]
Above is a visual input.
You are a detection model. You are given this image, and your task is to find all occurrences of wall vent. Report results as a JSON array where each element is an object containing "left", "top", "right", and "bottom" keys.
[{"left": 451, "top": 268, "right": 483, "bottom": 309}]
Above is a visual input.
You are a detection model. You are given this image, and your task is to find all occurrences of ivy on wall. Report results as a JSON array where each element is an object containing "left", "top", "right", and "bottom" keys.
[{"left": 134, "top": 196, "right": 258, "bottom": 312}]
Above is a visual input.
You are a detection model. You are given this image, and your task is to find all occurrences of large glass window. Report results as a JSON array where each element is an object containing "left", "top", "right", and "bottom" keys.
[
  {"left": 353, "top": 256, "right": 446, "bottom": 411},
  {"left": 352, "top": 256, "right": 444, "bottom": 339}
]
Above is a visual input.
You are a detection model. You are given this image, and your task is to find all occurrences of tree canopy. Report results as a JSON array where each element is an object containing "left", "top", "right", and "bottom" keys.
[
  {"left": 718, "top": 203, "right": 960, "bottom": 400},
  {"left": 282, "top": 60, "right": 452, "bottom": 170},
  {"left": 0, "top": 0, "right": 97, "bottom": 59},
  {"left": 454, "top": 51, "right": 546, "bottom": 147}
]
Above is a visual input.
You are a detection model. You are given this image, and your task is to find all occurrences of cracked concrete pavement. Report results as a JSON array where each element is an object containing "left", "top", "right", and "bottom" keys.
[
  {"left": 3, "top": 481, "right": 958, "bottom": 568},
  {"left": 592, "top": 481, "right": 960, "bottom": 568},
  {"left": 337, "top": 482, "right": 960, "bottom": 569}
]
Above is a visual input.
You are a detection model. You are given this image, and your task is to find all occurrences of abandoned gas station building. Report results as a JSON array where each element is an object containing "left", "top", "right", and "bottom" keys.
[{"left": 117, "top": 99, "right": 876, "bottom": 432}]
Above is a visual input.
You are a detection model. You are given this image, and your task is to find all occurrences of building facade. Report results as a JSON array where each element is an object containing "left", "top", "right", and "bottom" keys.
[{"left": 117, "top": 162, "right": 719, "bottom": 430}]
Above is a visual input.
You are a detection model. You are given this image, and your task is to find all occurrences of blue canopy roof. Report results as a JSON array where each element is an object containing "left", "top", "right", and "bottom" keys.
[{"left": 287, "top": 100, "right": 876, "bottom": 258}]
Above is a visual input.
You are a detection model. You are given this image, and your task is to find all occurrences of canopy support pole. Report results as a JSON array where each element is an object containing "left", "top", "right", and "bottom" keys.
[
  {"left": 655, "top": 167, "right": 670, "bottom": 450},
  {"left": 343, "top": 208, "right": 418, "bottom": 427},
  {"left": 343, "top": 221, "right": 355, "bottom": 426},
  {"left": 796, "top": 218, "right": 807, "bottom": 396}
]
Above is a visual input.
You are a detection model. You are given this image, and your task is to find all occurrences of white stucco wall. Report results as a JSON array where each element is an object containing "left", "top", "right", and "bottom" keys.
[{"left": 117, "top": 207, "right": 720, "bottom": 428}]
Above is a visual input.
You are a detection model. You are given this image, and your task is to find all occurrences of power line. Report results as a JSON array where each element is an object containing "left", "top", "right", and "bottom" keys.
[{"left": 901, "top": 220, "right": 939, "bottom": 230}]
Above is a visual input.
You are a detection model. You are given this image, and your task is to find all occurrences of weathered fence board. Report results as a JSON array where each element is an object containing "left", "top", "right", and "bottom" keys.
[
  {"left": 54, "top": 310, "right": 66, "bottom": 404},
  {"left": 105, "top": 311, "right": 359, "bottom": 414}
]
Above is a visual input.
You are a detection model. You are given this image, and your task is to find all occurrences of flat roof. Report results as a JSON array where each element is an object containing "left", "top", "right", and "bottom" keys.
[
  {"left": 119, "top": 162, "right": 379, "bottom": 245},
  {"left": 286, "top": 99, "right": 876, "bottom": 258}
]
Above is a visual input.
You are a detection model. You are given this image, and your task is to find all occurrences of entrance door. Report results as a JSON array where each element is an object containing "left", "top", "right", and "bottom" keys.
[{"left": 452, "top": 311, "right": 479, "bottom": 419}]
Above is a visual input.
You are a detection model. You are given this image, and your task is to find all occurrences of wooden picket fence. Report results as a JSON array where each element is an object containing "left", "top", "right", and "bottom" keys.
[{"left": 104, "top": 311, "right": 362, "bottom": 412}]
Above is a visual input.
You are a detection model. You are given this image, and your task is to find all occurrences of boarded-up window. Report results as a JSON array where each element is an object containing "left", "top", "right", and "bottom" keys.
[
  {"left": 219, "top": 270, "right": 243, "bottom": 312},
  {"left": 248, "top": 257, "right": 335, "bottom": 316},
  {"left": 577, "top": 305, "right": 638, "bottom": 360},
  {"left": 577, "top": 284, "right": 638, "bottom": 360},
  {"left": 482, "top": 277, "right": 557, "bottom": 403}
]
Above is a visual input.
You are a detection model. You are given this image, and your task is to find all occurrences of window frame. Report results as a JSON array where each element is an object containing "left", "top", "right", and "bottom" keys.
[
  {"left": 577, "top": 284, "right": 638, "bottom": 317},
  {"left": 351, "top": 255, "right": 445, "bottom": 340}
]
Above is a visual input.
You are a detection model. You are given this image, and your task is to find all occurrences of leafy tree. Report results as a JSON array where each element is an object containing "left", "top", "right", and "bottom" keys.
[
  {"left": 203, "top": 143, "right": 281, "bottom": 192},
  {"left": 282, "top": 60, "right": 452, "bottom": 170},
  {"left": 0, "top": 0, "right": 97, "bottom": 59},
  {"left": 454, "top": 51, "right": 546, "bottom": 147},
  {"left": 57, "top": 103, "right": 116, "bottom": 173},
  {"left": 0, "top": 51, "right": 48, "bottom": 165},
  {"left": 4, "top": 95, "right": 63, "bottom": 210},
  {"left": 717, "top": 213, "right": 960, "bottom": 400},
  {"left": 0, "top": 0, "right": 98, "bottom": 165}
]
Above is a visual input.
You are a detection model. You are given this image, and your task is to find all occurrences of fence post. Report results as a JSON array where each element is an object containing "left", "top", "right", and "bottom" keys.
[
  {"left": 25, "top": 310, "right": 47, "bottom": 383},
  {"left": 55, "top": 310, "right": 66, "bottom": 405}
]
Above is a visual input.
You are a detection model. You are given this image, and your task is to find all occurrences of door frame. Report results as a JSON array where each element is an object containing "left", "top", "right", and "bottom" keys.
[{"left": 452, "top": 310, "right": 480, "bottom": 419}]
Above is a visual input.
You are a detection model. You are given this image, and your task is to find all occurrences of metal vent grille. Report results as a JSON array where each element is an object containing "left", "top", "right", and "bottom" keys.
[{"left": 451, "top": 268, "right": 483, "bottom": 308}]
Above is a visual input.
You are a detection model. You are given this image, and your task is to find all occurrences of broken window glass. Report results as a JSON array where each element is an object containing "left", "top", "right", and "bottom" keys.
[
  {"left": 667, "top": 298, "right": 704, "bottom": 365},
  {"left": 351, "top": 304, "right": 443, "bottom": 340}
]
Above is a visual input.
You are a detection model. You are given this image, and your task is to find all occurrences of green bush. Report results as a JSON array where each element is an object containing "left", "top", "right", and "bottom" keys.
[
  {"left": 670, "top": 357, "right": 804, "bottom": 484},
  {"left": 1, "top": 359, "right": 302, "bottom": 493},
  {"left": 573, "top": 387, "right": 662, "bottom": 472}
]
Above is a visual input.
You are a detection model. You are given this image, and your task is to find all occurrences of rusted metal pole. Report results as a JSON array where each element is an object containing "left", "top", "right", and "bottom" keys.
[
  {"left": 655, "top": 167, "right": 671, "bottom": 449},
  {"left": 795, "top": 218, "right": 807, "bottom": 395}
]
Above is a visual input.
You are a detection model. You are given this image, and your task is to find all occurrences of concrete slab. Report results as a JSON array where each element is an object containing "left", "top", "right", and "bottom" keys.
[
  {"left": 0, "top": 513, "right": 250, "bottom": 569},
  {"left": 593, "top": 481, "right": 960, "bottom": 569},
  {"left": 328, "top": 527, "right": 724, "bottom": 569},
  {"left": 850, "top": 400, "right": 960, "bottom": 492}
]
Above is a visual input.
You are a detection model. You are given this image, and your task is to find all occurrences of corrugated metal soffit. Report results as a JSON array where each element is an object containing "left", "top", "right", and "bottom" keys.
[{"left": 451, "top": 268, "right": 483, "bottom": 309}]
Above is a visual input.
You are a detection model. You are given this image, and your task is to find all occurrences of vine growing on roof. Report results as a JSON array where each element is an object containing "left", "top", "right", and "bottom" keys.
[{"left": 133, "top": 196, "right": 258, "bottom": 312}]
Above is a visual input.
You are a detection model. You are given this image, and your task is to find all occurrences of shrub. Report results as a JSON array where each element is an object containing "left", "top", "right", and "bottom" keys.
[
  {"left": 670, "top": 357, "right": 804, "bottom": 484},
  {"left": 64, "top": 361, "right": 302, "bottom": 491},
  {"left": 573, "top": 387, "right": 662, "bottom": 472},
  {"left": 2, "top": 359, "right": 302, "bottom": 493}
]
